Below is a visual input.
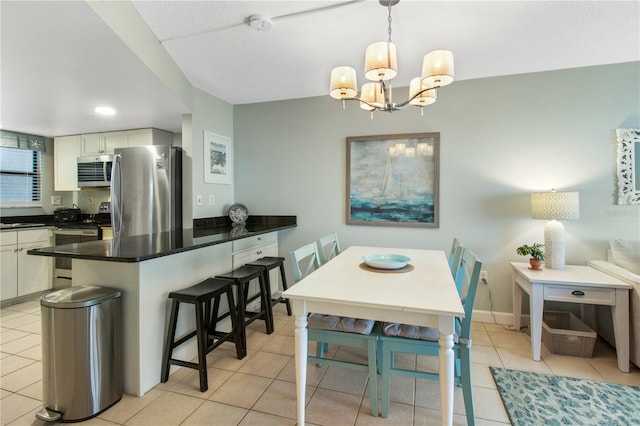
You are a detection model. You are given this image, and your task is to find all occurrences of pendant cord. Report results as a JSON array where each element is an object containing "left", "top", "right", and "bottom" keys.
[{"left": 387, "top": 1, "right": 393, "bottom": 43}]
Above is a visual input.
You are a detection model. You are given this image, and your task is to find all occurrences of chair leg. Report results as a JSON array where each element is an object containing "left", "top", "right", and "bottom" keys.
[
  {"left": 259, "top": 272, "right": 274, "bottom": 334},
  {"left": 234, "top": 281, "right": 248, "bottom": 355},
  {"left": 209, "top": 295, "right": 221, "bottom": 348},
  {"left": 226, "top": 288, "right": 246, "bottom": 359},
  {"left": 314, "top": 341, "right": 329, "bottom": 367},
  {"left": 161, "top": 300, "right": 179, "bottom": 383},
  {"left": 195, "top": 301, "right": 208, "bottom": 392},
  {"left": 460, "top": 348, "right": 475, "bottom": 426},
  {"left": 367, "top": 339, "right": 379, "bottom": 417},
  {"left": 381, "top": 343, "right": 392, "bottom": 418},
  {"left": 278, "top": 263, "right": 292, "bottom": 316}
]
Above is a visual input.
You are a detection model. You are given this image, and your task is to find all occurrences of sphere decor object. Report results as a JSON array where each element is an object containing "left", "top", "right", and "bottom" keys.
[{"left": 228, "top": 203, "right": 248, "bottom": 226}]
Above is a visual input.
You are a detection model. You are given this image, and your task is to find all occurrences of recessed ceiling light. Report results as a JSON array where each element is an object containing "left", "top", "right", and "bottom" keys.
[{"left": 95, "top": 106, "right": 116, "bottom": 116}]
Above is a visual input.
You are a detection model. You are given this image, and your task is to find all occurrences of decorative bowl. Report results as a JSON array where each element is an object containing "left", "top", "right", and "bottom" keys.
[{"left": 361, "top": 254, "right": 411, "bottom": 270}]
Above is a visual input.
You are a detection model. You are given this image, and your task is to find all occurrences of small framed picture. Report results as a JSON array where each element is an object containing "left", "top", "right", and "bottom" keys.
[{"left": 204, "top": 131, "right": 232, "bottom": 184}]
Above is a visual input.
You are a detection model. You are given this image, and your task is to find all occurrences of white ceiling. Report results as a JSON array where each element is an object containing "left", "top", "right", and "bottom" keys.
[{"left": 2, "top": 1, "right": 639, "bottom": 138}]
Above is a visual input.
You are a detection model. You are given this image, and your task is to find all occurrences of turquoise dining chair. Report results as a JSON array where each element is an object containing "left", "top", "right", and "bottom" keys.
[
  {"left": 289, "top": 242, "right": 380, "bottom": 416},
  {"left": 316, "top": 232, "right": 341, "bottom": 265},
  {"left": 378, "top": 247, "right": 482, "bottom": 425}
]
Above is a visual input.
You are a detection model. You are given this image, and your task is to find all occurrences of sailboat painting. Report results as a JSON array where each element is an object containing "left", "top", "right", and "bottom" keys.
[{"left": 346, "top": 133, "right": 439, "bottom": 227}]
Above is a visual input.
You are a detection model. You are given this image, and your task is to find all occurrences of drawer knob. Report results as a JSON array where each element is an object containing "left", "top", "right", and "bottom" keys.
[{"left": 571, "top": 290, "right": 585, "bottom": 297}]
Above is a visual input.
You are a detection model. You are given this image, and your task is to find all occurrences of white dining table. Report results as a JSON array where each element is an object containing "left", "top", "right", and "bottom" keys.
[{"left": 283, "top": 246, "right": 464, "bottom": 426}]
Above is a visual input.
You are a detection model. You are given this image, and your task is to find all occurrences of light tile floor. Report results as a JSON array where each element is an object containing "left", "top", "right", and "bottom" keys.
[{"left": 1, "top": 299, "right": 639, "bottom": 425}]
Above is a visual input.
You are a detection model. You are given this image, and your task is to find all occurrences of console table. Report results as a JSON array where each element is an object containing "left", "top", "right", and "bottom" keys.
[{"left": 511, "top": 262, "right": 632, "bottom": 372}]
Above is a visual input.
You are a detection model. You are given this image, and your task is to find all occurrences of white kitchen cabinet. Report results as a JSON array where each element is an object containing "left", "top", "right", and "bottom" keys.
[
  {"left": 126, "top": 129, "right": 173, "bottom": 147},
  {"left": 81, "top": 129, "right": 174, "bottom": 156},
  {"left": 81, "top": 131, "right": 127, "bottom": 155},
  {"left": 232, "top": 232, "right": 279, "bottom": 304},
  {"left": 1, "top": 232, "right": 18, "bottom": 300},
  {"left": 55, "top": 129, "right": 174, "bottom": 191},
  {"left": 0, "top": 229, "right": 53, "bottom": 301},
  {"left": 53, "top": 135, "right": 82, "bottom": 191}
]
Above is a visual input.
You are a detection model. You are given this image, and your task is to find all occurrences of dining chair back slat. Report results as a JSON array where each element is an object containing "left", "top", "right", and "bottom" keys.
[
  {"left": 289, "top": 242, "right": 321, "bottom": 283},
  {"left": 448, "top": 237, "right": 462, "bottom": 275},
  {"left": 316, "top": 232, "right": 341, "bottom": 265}
]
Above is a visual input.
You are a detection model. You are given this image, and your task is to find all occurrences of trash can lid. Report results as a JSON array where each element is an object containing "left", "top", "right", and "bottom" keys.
[{"left": 41, "top": 285, "right": 121, "bottom": 308}]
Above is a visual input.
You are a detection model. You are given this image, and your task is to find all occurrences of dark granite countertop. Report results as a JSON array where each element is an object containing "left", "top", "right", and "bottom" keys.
[{"left": 27, "top": 216, "right": 296, "bottom": 263}]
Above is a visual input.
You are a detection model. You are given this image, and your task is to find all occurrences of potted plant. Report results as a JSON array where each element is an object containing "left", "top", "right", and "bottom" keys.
[{"left": 516, "top": 243, "right": 545, "bottom": 270}]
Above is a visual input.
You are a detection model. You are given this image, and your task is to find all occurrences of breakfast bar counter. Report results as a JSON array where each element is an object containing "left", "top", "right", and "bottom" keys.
[
  {"left": 28, "top": 216, "right": 296, "bottom": 262},
  {"left": 28, "top": 216, "right": 296, "bottom": 396}
]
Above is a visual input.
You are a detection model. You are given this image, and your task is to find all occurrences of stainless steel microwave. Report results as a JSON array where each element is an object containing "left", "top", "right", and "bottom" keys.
[{"left": 77, "top": 155, "right": 113, "bottom": 188}]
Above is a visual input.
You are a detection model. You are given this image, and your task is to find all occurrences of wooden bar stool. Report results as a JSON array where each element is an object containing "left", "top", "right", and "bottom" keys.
[
  {"left": 216, "top": 265, "right": 274, "bottom": 340},
  {"left": 161, "top": 278, "right": 245, "bottom": 392},
  {"left": 245, "top": 256, "right": 292, "bottom": 316}
]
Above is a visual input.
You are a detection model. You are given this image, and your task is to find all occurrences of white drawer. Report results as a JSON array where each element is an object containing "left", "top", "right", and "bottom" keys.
[
  {"left": 232, "top": 232, "right": 276, "bottom": 252},
  {"left": 18, "top": 228, "right": 51, "bottom": 244},
  {"left": 544, "top": 284, "right": 615, "bottom": 305},
  {"left": 0, "top": 231, "right": 17, "bottom": 246}
]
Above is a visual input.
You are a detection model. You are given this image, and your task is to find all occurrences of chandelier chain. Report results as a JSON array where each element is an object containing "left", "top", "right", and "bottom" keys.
[{"left": 387, "top": 1, "right": 392, "bottom": 43}]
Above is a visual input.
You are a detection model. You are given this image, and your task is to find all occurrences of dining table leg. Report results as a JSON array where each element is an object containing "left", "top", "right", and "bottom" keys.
[
  {"left": 293, "top": 303, "right": 309, "bottom": 425},
  {"left": 439, "top": 317, "right": 455, "bottom": 426}
]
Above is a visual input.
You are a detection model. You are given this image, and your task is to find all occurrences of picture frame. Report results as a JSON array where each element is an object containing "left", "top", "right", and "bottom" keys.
[
  {"left": 346, "top": 133, "right": 440, "bottom": 227},
  {"left": 615, "top": 128, "right": 640, "bottom": 205},
  {"left": 204, "top": 131, "right": 232, "bottom": 184}
]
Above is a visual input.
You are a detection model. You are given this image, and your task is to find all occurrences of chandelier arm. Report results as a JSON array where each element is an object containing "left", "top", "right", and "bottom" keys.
[
  {"left": 340, "top": 96, "right": 379, "bottom": 109},
  {"left": 379, "top": 79, "right": 392, "bottom": 108},
  {"left": 394, "top": 84, "right": 441, "bottom": 109}
]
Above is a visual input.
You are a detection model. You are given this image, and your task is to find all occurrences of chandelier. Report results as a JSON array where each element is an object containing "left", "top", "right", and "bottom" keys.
[{"left": 329, "top": 0, "right": 454, "bottom": 116}]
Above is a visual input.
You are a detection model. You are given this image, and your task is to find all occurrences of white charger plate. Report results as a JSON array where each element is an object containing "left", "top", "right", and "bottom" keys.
[{"left": 361, "top": 254, "right": 411, "bottom": 270}]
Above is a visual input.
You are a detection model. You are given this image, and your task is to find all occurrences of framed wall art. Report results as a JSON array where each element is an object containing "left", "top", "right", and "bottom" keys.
[
  {"left": 204, "top": 131, "right": 232, "bottom": 184},
  {"left": 346, "top": 133, "right": 440, "bottom": 227},
  {"left": 615, "top": 128, "right": 640, "bottom": 205}
]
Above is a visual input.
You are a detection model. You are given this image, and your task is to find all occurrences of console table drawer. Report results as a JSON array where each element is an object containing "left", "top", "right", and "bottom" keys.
[{"left": 544, "top": 285, "right": 615, "bottom": 305}]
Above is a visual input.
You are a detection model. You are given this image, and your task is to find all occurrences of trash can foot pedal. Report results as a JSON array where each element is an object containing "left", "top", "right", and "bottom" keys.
[{"left": 36, "top": 408, "right": 62, "bottom": 422}]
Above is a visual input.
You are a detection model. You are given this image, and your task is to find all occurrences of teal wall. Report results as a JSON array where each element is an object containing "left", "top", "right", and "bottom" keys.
[{"left": 234, "top": 62, "right": 640, "bottom": 316}]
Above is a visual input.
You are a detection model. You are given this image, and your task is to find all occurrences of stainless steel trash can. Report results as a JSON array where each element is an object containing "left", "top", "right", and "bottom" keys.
[{"left": 36, "top": 286, "right": 122, "bottom": 422}]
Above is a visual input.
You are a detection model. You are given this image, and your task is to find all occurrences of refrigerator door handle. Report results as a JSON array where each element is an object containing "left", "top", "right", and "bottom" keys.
[{"left": 110, "top": 153, "right": 123, "bottom": 235}]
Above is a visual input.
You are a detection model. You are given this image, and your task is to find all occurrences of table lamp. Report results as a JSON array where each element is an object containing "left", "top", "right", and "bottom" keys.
[{"left": 531, "top": 190, "right": 580, "bottom": 269}]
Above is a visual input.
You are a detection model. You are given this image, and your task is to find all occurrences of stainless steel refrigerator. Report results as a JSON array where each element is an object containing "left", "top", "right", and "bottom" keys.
[{"left": 110, "top": 145, "right": 182, "bottom": 238}]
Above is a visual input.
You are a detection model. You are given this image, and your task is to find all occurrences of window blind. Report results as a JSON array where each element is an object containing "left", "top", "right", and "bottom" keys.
[{"left": 0, "top": 146, "right": 42, "bottom": 207}]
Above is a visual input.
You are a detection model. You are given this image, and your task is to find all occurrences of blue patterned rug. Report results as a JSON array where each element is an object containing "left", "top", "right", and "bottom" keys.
[{"left": 490, "top": 367, "right": 640, "bottom": 425}]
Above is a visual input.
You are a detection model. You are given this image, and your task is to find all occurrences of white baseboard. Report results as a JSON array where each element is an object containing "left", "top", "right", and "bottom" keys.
[{"left": 473, "top": 309, "right": 530, "bottom": 327}]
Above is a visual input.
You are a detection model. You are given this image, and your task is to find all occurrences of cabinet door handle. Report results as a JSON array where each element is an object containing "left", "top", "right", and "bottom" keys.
[{"left": 571, "top": 290, "right": 585, "bottom": 297}]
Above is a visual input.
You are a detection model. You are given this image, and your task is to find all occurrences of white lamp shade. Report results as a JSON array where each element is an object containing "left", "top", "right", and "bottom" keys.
[
  {"left": 531, "top": 191, "right": 580, "bottom": 220},
  {"left": 330, "top": 66, "right": 358, "bottom": 99},
  {"left": 421, "top": 50, "right": 454, "bottom": 88},
  {"left": 360, "top": 82, "right": 384, "bottom": 110},
  {"left": 531, "top": 190, "right": 579, "bottom": 270},
  {"left": 364, "top": 41, "right": 398, "bottom": 81},
  {"left": 409, "top": 77, "right": 437, "bottom": 106}
]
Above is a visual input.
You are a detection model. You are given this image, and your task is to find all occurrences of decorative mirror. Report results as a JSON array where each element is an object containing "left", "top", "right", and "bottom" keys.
[{"left": 615, "top": 128, "right": 640, "bottom": 205}]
